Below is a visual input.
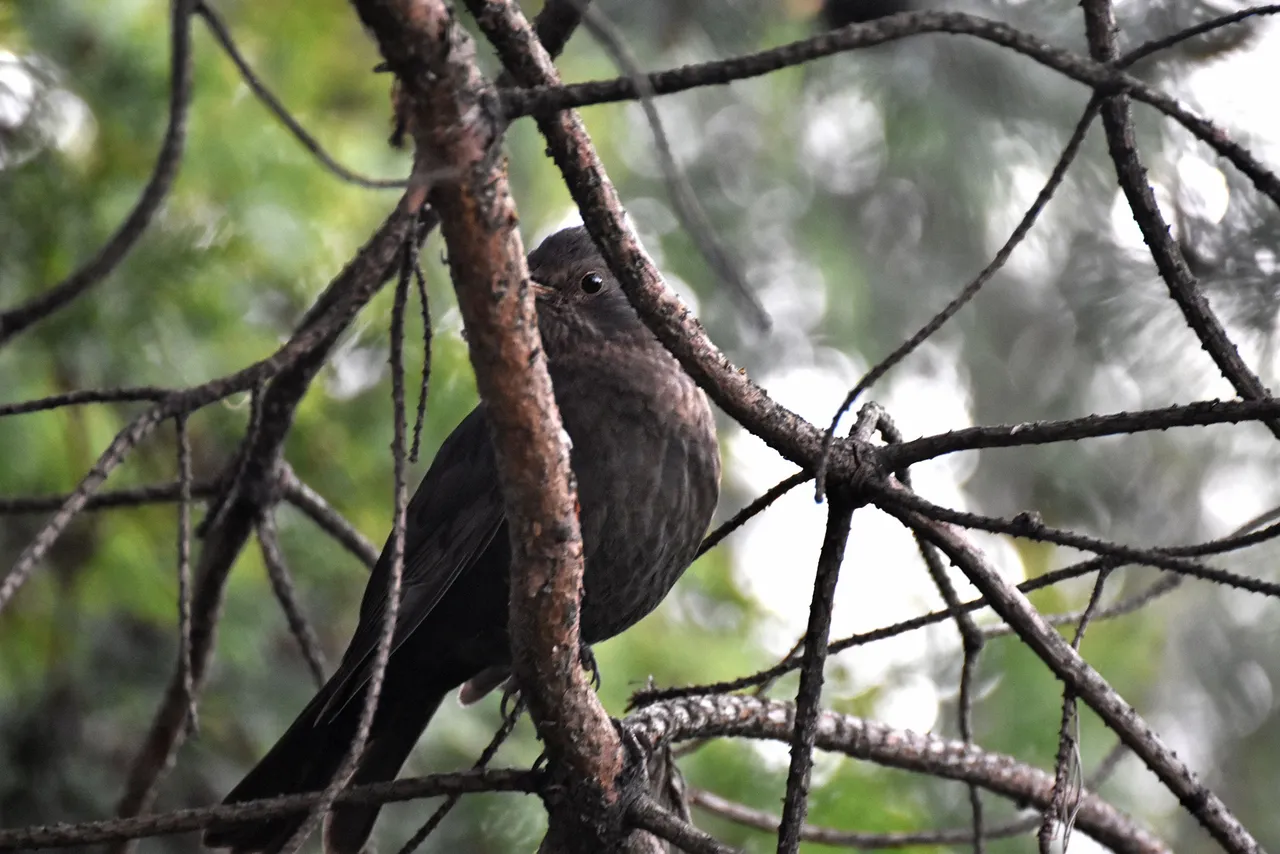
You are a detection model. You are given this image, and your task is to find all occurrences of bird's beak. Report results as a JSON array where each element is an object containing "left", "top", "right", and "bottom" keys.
[{"left": 530, "top": 280, "right": 555, "bottom": 299}]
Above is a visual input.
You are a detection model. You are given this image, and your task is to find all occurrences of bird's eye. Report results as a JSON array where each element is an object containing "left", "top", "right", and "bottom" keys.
[{"left": 580, "top": 272, "right": 604, "bottom": 295}]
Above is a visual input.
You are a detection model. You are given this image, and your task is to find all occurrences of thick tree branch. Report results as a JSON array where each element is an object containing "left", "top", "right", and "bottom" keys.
[
  {"left": 352, "top": 1, "right": 620, "bottom": 849},
  {"left": 625, "top": 695, "right": 1166, "bottom": 854}
]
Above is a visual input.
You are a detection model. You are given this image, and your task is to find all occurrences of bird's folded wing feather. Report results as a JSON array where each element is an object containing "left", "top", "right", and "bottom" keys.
[{"left": 317, "top": 406, "right": 505, "bottom": 720}]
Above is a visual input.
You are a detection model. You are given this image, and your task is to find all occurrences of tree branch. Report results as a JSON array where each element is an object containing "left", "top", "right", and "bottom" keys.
[
  {"left": 885, "top": 397, "right": 1280, "bottom": 469},
  {"left": 354, "top": 1, "right": 619, "bottom": 848},
  {"left": 883, "top": 482, "right": 1260, "bottom": 854},
  {"left": 497, "top": 11, "right": 1280, "bottom": 212},
  {"left": 193, "top": 0, "right": 407, "bottom": 190},
  {"left": 0, "top": 770, "right": 537, "bottom": 850},
  {"left": 467, "top": 0, "right": 857, "bottom": 485},
  {"left": 625, "top": 695, "right": 1167, "bottom": 854},
  {"left": 778, "top": 494, "right": 856, "bottom": 853}
]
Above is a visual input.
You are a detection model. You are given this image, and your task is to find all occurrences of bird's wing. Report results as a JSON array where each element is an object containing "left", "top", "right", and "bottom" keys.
[{"left": 317, "top": 406, "right": 505, "bottom": 721}]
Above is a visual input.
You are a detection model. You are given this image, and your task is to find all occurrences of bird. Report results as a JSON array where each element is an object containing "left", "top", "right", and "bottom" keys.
[{"left": 204, "top": 226, "right": 722, "bottom": 854}]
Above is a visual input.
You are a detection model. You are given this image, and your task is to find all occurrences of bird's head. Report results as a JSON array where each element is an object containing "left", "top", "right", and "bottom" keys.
[{"left": 526, "top": 227, "right": 652, "bottom": 355}]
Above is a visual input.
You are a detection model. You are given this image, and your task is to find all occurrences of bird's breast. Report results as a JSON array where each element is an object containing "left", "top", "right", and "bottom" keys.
[{"left": 549, "top": 352, "right": 720, "bottom": 643}]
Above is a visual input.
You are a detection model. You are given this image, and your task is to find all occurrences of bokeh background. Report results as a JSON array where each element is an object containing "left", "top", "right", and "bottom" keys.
[{"left": 4, "top": 0, "right": 1280, "bottom": 851}]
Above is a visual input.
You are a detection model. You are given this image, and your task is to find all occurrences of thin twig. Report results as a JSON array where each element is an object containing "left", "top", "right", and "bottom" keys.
[
  {"left": 778, "top": 489, "right": 858, "bottom": 853},
  {"left": 877, "top": 411, "right": 988, "bottom": 854},
  {"left": 1, "top": 408, "right": 168, "bottom": 613},
  {"left": 886, "top": 398, "right": 1280, "bottom": 469},
  {"left": 573, "top": 1, "right": 770, "bottom": 330},
  {"left": 257, "top": 508, "right": 329, "bottom": 687},
  {"left": 880, "top": 489, "right": 1280, "bottom": 599},
  {"left": 0, "top": 770, "right": 538, "bottom": 850},
  {"left": 0, "top": 387, "right": 173, "bottom": 417},
  {"left": 982, "top": 573, "right": 1180, "bottom": 639},
  {"left": 175, "top": 415, "right": 198, "bottom": 736},
  {"left": 692, "top": 787, "right": 1034, "bottom": 849},
  {"left": 629, "top": 794, "right": 740, "bottom": 854},
  {"left": 277, "top": 240, "right": 415, "bottom": 854},
  {"left": 696, "top": 470, "right": 811, "bottom": 558},
  {"left": 0, "top": 481, "right": 219, "bottom": 515},
  {"left": 394, "top": 698, "right": 526, "bottom": 854},
  {"left": 815, "top": 97, "right": 1100, "bottom": 500},
  {"left": 1121, "top": 4, "right": 1280, "bottom": 67},
  {"left": 193, "top": 0, "right": 407, "bottom": 190},
  {"left": 409, "top": 255, "right": 432, "bottom": 463},
  {"left": 0, "top": 470, "right": 380, "bottom": 573},
  {"left": 277, "top": 465, "right": 380, "bottom": 569},
  {"left": 1040, "top": 568, "right": 1111, "bottom": 854}
]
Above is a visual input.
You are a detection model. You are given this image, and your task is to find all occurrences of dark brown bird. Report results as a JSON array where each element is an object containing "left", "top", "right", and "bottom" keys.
[{"left": 204, "top": 227, "right": 721, "bottom": 854}]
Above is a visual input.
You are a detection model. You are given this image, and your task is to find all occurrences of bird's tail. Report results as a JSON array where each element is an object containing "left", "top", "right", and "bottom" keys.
[
  {"left": 322, "top": 693, "right": 443, "bottom": 854},
  {"left": 203, "top": 679, "right": 446, "bottom": 854}
]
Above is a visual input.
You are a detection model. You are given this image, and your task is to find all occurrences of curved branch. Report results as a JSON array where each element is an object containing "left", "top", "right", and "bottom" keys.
[
  {"left": 1084, "top": 0, "right": 1280, "bottom": 445},
  {"left": 1121, "top": 4, "right": 1280, "bottom": 67},
  {"left": 573, "top": 4, "right": 769, "bottom": 330},
  {"left": 193, "top": 0, "right": 407, "bottom": 190},
  {"left": 625, "top": 695, "right": 1167, "bottom": 854},
  {"left": 278, "top": 465, "right": 380, "bottom": 569},
  {"left": 816, "top": 96, "right": 1101, "bottom": 498},
  {"left": 257, "top": 508, "right": 329, "bottom": 687},
  {"left": 0, "top": 0, "right": 196, "bottom": 346}
]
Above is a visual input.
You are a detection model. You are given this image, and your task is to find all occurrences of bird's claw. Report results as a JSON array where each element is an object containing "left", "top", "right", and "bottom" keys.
[
  {"left": 499, "top": 681, "right": 524, "bottom": 725},
  {"left": 579, "top": 640, "right": 601, "bottom": 691}
]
